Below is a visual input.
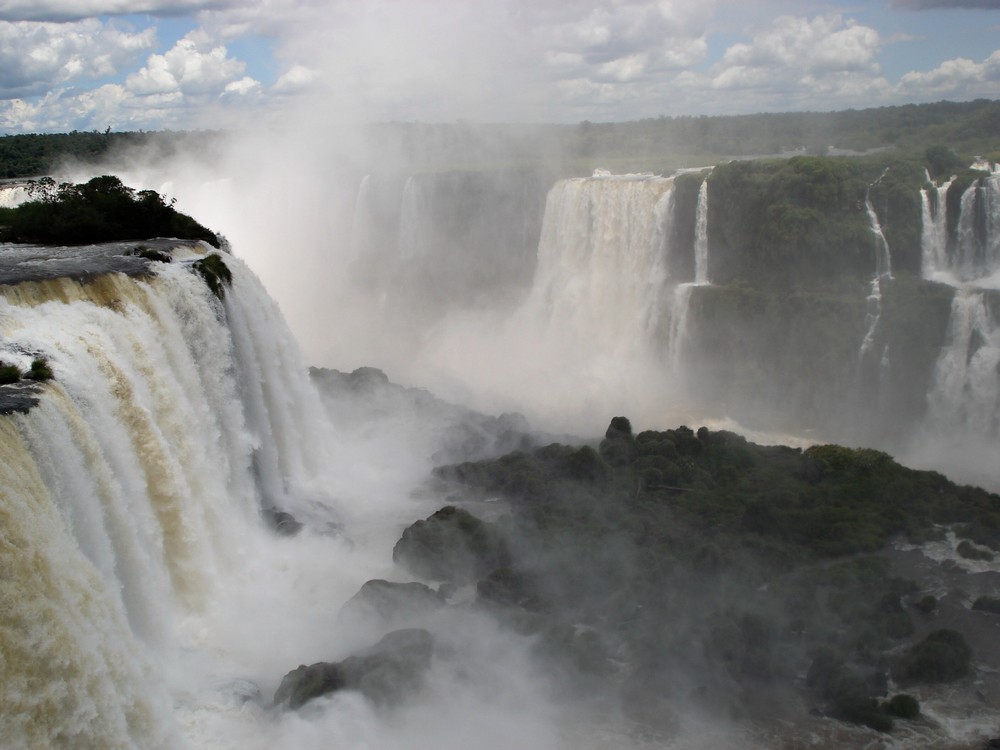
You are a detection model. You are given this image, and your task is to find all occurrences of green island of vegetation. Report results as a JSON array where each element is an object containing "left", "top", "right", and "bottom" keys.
[
  {"left": 0, "top": 175, "right": 219, "bottom": 248},
  {"left": 395, "top": 419, "right": 1000, "bottom": 734}
]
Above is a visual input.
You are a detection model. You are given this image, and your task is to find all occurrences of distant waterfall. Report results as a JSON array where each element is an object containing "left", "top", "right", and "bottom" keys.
[
  {"left": 524, "top": 171, "right": 674, "bottom": 358},
  {"left": 0, "top": 252, "right": 337, "bottom": 748},
  {"left": 0, "top": 182, "right": 31, "bottom": 208},
  {"left": 693, "top": 178, "right": 710, "bottom": 285},
  {"left": 921, "top": 175, "right": 954, "bottom": 278},
  {"left": 922, "top": 167, "right": 1000, "bottom": 284},
  {"left": 925, "top": 290, "right": 1000, "bottom": 439},
  {"left": 667, "top": 174, "right": 711, "bottom": 370},
  {"left": 918, "top": 165, "right": 1000, "bottom": 478},
  {"left": 859, "top": 174, "right": 893, "bottom": 360}
]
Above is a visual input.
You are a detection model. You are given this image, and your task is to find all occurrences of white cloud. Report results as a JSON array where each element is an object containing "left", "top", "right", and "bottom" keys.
[
  {"left": 707, "top": 13, "right": 893, "bottom": 109},
  {"left": 898, "top": 49, "right": 1000, "bottom": 98},
  {"left": 0, "top": 19, "right": 155, "bottom": 97},
  {"left": 126, "top": 36, "right": 246, "bottom": 96}
]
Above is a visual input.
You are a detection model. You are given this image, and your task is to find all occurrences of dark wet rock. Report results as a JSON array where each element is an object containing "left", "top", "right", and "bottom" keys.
[
  {"left": 393, "top": 505, "right": 506, "bottom": 583},
  {"left": 261, "top": 508, "right": 303, "bottom": 537},
  {"left": 893, "top": 629, "right": 972, "bottom": 684},
  {"left": 0, "top": 381, "right": 40, "bottom": 414},
  {"left": 339, "top": 579, "right": 445, "bottom": 627},
  {"left": 273, "top": 628, "right": 434, "bottom": 711},
  {"left": 972, "top": 596, "right": 1000, "bottom": 615}
]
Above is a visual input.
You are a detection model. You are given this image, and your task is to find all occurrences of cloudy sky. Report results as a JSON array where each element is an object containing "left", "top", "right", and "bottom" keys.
[{"left": 0, "top": 0, "right": 998, "bottom": 133}]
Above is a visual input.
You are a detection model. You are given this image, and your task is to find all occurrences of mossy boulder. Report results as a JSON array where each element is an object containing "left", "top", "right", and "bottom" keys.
[
  {"left": 273, "top": 628, "right": 434, "bottom": 710},
  {"left": 339, "top": 579, "right": 446, "bottom": 628},
  {"left": 393, "top": 505, "right": 507, "bottom": 583}
]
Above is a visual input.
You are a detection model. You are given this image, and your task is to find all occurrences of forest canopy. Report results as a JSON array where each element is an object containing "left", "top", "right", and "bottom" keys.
[{"left": 0, "top": 176, "right": 219, "bottom": 247}]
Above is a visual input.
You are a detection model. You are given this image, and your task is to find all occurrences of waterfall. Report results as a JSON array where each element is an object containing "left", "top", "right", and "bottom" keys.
[
  {"left": 0, "top": 252, "right": 339, "bottom": 748},
  {"left": 921, "top": 175, "right": 954, "bottom": 280},
  {"left": 693, "top": 178, "right": 709, "bottom": 285},
  {"left": 0, "top": 182, "right": 32, "bottom": 208},
  {"left": 858, "top": 175, "right": 893, "bottom": 360},
  {"left": 924, "top": 290, "right": 1000, "bottom": 447},
  {"left": 667, "top": 174, "right": 711, "bottom": 371},
  {"left": 523, "top": 171, "right": 674, "bottom": 360}
]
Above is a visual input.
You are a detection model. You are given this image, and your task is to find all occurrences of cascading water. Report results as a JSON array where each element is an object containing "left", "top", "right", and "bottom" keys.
[
  {"left": 0, "top": 182, "right": 31, "bottom": 208},
  {"left": 667, "top": 175, "right": 710, "bottom": 371},
  {"left": 859, "top": 171, "right": 893, "bottom": 360},
  {"left": 921, "top": 173, "right": 955, "bottom": 281},
  {"left": 917, "top": 164, "right": 1000, "bottom": 487},
  {"left": 0, "top": 251, "right": 342, "bottom": 748}
]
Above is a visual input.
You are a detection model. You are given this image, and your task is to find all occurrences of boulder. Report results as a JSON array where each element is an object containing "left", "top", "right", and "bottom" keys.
[
  {"left": 339, "top": 579, "right": 446, "bottom": 628},
  {"left": 273, "top": 628, "right": 434, "bottom": 711},
  {"left": 393, "top": 505, "right": 506, "bottom": 583}
]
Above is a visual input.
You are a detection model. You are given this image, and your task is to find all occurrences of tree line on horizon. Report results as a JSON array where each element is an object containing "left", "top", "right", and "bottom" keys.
[{"left": 0, "top": 98, "right": 997, "bottom": 179}]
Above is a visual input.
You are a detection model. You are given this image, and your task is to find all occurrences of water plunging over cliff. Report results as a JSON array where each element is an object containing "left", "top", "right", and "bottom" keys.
[{"left": 0, "top": 252, "right": 340, "bottom": 748}]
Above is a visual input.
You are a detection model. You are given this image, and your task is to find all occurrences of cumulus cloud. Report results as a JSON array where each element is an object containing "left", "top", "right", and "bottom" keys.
[
  {"left": 0, "top": 19, "right": 154, "bottom": 98},
  {"left": 898, "top": 49, "right": 1000, "bottom": 98},
  {"left": 709, "top": 13, "right": 890, "bottom": 107},
  {"left": 0, "top": 0, "right": 238, "bottom": 23},
  {"left": 126, "top": 35, "right": 247, "bottom": 96}
]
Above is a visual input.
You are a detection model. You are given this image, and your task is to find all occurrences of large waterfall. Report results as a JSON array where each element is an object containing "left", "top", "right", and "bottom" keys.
[
  {"left": 0, "top": 251, "right": 345, "bottom": 748},
  {"left": 912, "top": 165, "right": 1000, "bottom": 485}
]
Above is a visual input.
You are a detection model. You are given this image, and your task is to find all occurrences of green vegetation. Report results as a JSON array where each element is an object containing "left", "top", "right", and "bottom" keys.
[
  {"left": 421, "top": 421, "right": 999, "bottom": 732},
  {"left": 0, "top": 176, "right": 218, "bottom": 247},
  {"left": 0, "top": 362, "right": 22, "bottom": 384},
  {"left": 0, "top": 129, "right": 224, "bottom": 179},
  {"left": 25, "top": 357, "right": 53, "bottom": 381},
  {"left": 192, "top": 252, "right": 233, "bottom": 299}
]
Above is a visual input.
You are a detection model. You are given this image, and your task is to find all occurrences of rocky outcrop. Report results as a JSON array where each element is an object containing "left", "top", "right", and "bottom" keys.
[{"left": 273, "top": 628, "right": 434, "bottom": 711}]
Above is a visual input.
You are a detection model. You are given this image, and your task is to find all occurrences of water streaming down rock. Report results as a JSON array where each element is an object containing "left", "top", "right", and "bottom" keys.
[
  {"left": 0, "top": 251, "right": 338, "bottom": 748},
  {"left": 859, "top": 173, "right": 893, "bottom": 360},
  {"left": 667, "top": 175, "right": 710, "bottom": 372},
  {"left": 917, "top": 165, "right": 1000, "bottom": 484},
  {"left": 521, "top": 171, "right": 674, "bottom": 363}
]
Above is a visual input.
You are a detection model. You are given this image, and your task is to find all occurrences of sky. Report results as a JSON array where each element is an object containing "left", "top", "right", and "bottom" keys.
[{"left": 0, "top": 0, "right": 997, "bottom": 133}]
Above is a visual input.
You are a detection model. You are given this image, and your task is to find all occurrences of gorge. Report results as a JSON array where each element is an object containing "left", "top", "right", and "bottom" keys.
[{"left": 1, "top": 145, "right": 999, "bottom": 749}]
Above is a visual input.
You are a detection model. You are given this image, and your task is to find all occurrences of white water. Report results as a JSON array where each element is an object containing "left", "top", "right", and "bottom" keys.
[
  {"left": 922, "top": 167, "right": 1000, "bottom": 287},
  {"left": 412, "top": 170, "right": 693, "bottom": 433},
  {"left": 914, "top": 167, "right": 1000, "bottom": 488},
  {"left": 0, "top": 183, "right": 32, "bottom": 208},
  {"left": 858, "top": 178, "right": 893, "bottom": 361},
  {"left": 0, "top": 250, "right": 602, "bottom": 750},
  {"left": 0, "top": 255, "right": 354, "bottom": 748},
  {"left": 693, "top": 178, "right": 709, "bottom": 285}
]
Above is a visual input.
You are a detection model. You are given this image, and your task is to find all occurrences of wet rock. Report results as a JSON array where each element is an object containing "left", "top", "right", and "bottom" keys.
[
  {"left": 339, "top": 579, "right": 445, "bottom": 628},
  {"left": 393, "top": 505, "right": 506, "bottom": 583},
  {"left": 273, "top": 628, "right": 434, "bottom": 711}
]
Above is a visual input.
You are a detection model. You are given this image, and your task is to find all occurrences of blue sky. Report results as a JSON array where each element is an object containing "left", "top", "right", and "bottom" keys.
[{"left": 0, "top": 0, "right": 997, "bottom": 133}]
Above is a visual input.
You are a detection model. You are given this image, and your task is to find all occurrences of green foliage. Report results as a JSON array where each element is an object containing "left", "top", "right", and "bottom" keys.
[
  {"left": 924, "top": 145, "right": 966, "bottom": 180},
  {"left": 430, "top": 421, "right": 997, "bottom": 730},
  {"left": 192, "top": 253, "right": 232, "bottom": 299},
  {"left": 0, "top": 176, "right": 218, "bottom": 247},
  {"left": 0, "top": 362, "right": 22, "bottom": 384},
  {"left": 25, "top": 357, "right": 53, "bottom": 381}
]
